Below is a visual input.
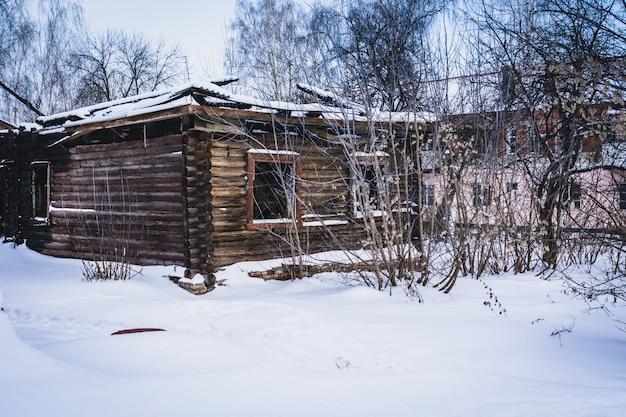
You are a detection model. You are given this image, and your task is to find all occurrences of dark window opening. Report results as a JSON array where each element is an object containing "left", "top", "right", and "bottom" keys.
[
  {"left": 247, "top": 151, "right": 300, "bottom": 228},
  {"left": 507, "top": 182, "right": 518, "bottom": 192},
  {"left": 422, "top": 184, "right": 435, "bottom": 207},
  {"left": 507, "top": 128, "right": 518, "bottom": 156},
  {"left": 567, "top": 182, "right": 581, "bottom": 210},
  {"left": 528, "top": 123, "right": 542, "bottom": 154},
  {"left": 421, "top": 132, "right": 434, "bottom": 151},
  {"left": 472, "top": 183, "right": 492, "bottom": 207},
  {"left": 253, "top": 161, "right": 293, "bottom": 220},
  {"left": 31, "top": 163, "right": 50, "bottom": 224},
  {"left": 618, "top": 183, "right": 626, "bottom": 210},
  {"left": 363, "top": 165, "right": 380, "bottom": 210},
  {"left": 354, "top": 162, "right": 387, "bottom": 215}
]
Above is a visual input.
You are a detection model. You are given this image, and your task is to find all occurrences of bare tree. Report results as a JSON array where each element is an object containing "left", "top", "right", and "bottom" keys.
[
  {"left": 467, "top": 0, "right": 626, "bottom": 269},
  {"left": 309, "top": 0, "right": 448, "bottom": 112},
  {"left": 0, "top": 0, "right": 85, "bottom": 121},
  {"left": 224, "top": 0, "right": 310, "bottom": 101},
  {"left": 72, "top": 29, "right": 185, "bottom": 105}
]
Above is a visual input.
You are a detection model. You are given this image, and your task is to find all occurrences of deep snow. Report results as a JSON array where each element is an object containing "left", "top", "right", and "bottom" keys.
[{"left": 1, "top": 243, "right": 625, "bottom": 417}]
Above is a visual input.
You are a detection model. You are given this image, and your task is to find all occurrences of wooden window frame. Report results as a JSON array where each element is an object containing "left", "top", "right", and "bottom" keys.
[
  {"left": 31, "top": 161, "right": 51, "bottom": 225},
  {"left": 246, "top": 150, "right": 301, "bottom": 230}
]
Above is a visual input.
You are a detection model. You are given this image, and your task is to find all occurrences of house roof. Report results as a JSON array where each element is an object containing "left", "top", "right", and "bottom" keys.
[{"left": 37, "top": 82, "right": 435, "bottom": 134}]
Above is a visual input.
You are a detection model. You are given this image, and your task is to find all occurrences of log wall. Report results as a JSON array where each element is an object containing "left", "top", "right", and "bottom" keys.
[
  {"left": 32, "top": 134, "right": 186, "bottom": 266},
  {"left": 203, "top": 124, "right": 369, "bottom": 269}
]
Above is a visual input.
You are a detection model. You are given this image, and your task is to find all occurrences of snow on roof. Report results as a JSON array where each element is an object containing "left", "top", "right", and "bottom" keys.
[
  {"left": 296, "top": 83, "right": 367, "bottom": 114},
  {"left": 1, "top": 121, "right": 43, "bottom": 135},
  {"left": 38, "top": 86, "right": 197, "bottom": 128},
  {"left": 37, "top": 81, "right": 435, "bottom": 132}
]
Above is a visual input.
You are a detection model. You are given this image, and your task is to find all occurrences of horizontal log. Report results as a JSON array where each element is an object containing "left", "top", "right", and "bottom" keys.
[
  {"left": 53, "top": 223, "right": 185, "bottom": 238},
  {"left": 66, "top": 158, "right": 182, "bottom": 172},
  {"left": 71, "top": 140, "right": 182, "bottom": 154},
  {"left": 53, "top": 190, "right": 183, "bottom": 202},
  {"left": 212, "top": 216, "right": 247, "bottom": 226},
  {"left": 52, "top": 188, "right": 183, "bottom": 200},
  {"left": 212, "top": 220, "right": 247, "bottom": 230},
  {"left": 210, "top": 166, "right": 246, "bottom": 178},
  {"left": 210, "top": 177, "right": 246, "bottom": 187},
  {"left": 28, "top": 231, "right": 184, "bottom": 250},
  {"left": 56, "top": 162, "right": 182, "bottom": 177},
  {"left": 53, "top": 165, "right": 183, "bottom": 180},
  {"left": 51, "top": 197, "right": 184, "bottom": 209},
  {"left": 68, "top": 134, "right": 182, "bottom": 153},
  {"left": 209, "top": 197, "right": 247, "bottom": 208},
  {"left": 190, "top": 120, "right": 246, "bottom": 136},
  {"left": 35, "top": 246, "right": 185, "bottom": 266},
  {"left": 210, "top": 190, "right": 247, "bottom": 201},
  {"left": 70, "top": 146, "right": 183, "bottom": 162},
  {"left": 50, "top": 208, "right": 183, "bottom": 219},
  {"left": 210, "top": 158, "right": 246, "bottom": 170}
]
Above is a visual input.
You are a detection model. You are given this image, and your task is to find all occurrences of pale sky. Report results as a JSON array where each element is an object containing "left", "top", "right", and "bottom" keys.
[{"left": 79, "top": 0, "right": 238, "bottom": 81}]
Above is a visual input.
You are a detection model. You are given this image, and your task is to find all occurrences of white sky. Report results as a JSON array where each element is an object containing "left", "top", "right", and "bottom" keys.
[{"left": 79, "top": 0, "right": 238, "bottom": 81}]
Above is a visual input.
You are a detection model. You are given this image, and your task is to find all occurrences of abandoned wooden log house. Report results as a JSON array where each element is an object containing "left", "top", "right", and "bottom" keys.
[{"left": 0, "top": 82, "right": 432, "bottom": 291}]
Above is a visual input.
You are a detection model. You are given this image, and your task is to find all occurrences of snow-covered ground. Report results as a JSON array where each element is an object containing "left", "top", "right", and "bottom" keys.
[{"left": 1, "top": 243, "right": 625, "bottom": 417}]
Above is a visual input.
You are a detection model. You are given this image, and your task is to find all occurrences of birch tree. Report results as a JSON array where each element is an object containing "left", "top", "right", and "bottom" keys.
[
  {"left": 224, "top": 0, "right": 310, "bottom": 101},
  {"left": 0, "top": 0, "right": 85, "bottom": 122}
]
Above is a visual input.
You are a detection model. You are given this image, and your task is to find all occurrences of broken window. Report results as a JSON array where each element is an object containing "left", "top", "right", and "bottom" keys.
[
  {"left": 247, "top": 150, "right": 301, "bottom": 228},
  {"left": 31, "top": 162, "right": 50, "bottom": 224},
  {"left": 353, "top": 153, "right": 388, "bottom": 216},
  {"left": 472, "top": 183, "right": 492, "bottom": 208}
]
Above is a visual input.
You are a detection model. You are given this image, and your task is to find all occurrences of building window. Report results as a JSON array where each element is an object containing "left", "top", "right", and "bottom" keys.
[
  {"left": 618, "top": 183, "right": 626, "bottom": 210},
  {"left": 422, "top": 183, "right": 435, "bottom": 207},
  {"left": 421, "top": 132, "right": 434, "bottom": 151},
  {"left": 507, "top": 128, "right": 518, "bottom": 156},
  {"left": 506, "top": 182, "right": 518, "bottom": 192},
  {"left": 31, "top": 162, "right": 51, "bottom": 224},
  {"left": 472, "top": 183, "right": 492, "bottom": 207},
  {"left": 528, "top": 123, "right": 542, "bottom": 154},
  {"left": 353, "top": 153, "right": 389, "bottom": 216},
  {"left": 567, "top": 182, "right": 581, "bottom": 210},
  {"left": 247, "top": 150, "right": 301, "bottom": 229}
]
